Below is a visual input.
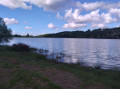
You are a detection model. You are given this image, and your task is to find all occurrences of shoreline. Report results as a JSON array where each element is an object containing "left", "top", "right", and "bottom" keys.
[
  {"left": 12, "top": 37, "right": 120, "bottom": 40},
  {"left": 0, "top": 45, "right": 120, "bottom": 89},
  {"left": 2, "top": 44, "right": 120, "bottom": 71}
]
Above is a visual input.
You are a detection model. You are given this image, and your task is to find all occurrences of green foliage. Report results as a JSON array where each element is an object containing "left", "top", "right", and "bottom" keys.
[
  {"left": 0, "top": 17, "right": 12, "bottom": 44},
  {"left": 39, "top": 27, "right": 120, "bottom": 39}
]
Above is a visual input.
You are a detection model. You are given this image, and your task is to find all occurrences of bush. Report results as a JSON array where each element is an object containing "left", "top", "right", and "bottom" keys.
[
  {"left": 12, "top": 43, "right": 31, "bottom": 52},
  {"left": 30, "top": 47, "right": 38, "bottom": 51}
]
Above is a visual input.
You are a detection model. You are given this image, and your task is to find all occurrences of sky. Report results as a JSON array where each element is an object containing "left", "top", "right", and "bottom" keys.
[{"left": 0, "top": 0, "right": 120, "bottom": 35}]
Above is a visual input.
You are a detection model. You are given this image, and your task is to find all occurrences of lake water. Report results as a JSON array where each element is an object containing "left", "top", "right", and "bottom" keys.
[{"left": 8, "top": 38, "right": 120, "bottom": 69}]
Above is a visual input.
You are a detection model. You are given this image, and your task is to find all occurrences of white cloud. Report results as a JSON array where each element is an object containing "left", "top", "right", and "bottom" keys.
[
  {"left": 110, "top": 8, "right": 120, "bottom": 20},
  {"left": 4, "top": 18, "right": 18, "bottom": 25},
  {"left": 101, "top": 13, "right": 116, "bottom": 24},
  {"left": 65, "top": 9, "right": 98, "bottom": 23},
  {"left": 63, "top": 22, "right": 87, "bottom": 29},
  {"left": 75, "top": 1, "right": 120, "bottom": 11},
  {"left": 64, "top": 1, "right": 120, "bottom": 29},
  {"left": 91, "top": 24, "right": 108, "bottom": 28},
  {"left": 0, "top": 0, "right": 32, "bottom": 9},
  {"left": 64, "top": 9, "right": 116, "bottom": 24},
  {"left": 0, "top": 0, "right": 71, "bottom": 11},
  {"left": 30, "top": 0, "right": 71, "bottom": 11},
  {"left": 1, "top": 0, "right": 120, "bottom": 12},
  {"left": 65, "top": 8, "right": 73, "bottom": 19},
  {"left": 56, "top": 12, "right": 63, "bottom": 19},
  {"left": 82, "top": 2, "right": 104, "bottom": 11},
  {"left": 48, "top": 23, "right": 56, "bottom": 29},
  {"left": 103, "top": 2, "right": 120, "bottom": 10},
  {"left": 25, "top": 26, "right": 32, "bottom": 29}
]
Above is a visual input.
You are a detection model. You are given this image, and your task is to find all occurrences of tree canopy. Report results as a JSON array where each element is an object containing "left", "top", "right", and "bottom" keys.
[{"left": 0, "top": 17, "right": 12, "bottom": 44}]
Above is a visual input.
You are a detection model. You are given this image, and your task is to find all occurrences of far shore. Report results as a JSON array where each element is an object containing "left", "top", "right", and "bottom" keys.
[{"left": 12, "top": 36, "right": 120, "bottom": 40}]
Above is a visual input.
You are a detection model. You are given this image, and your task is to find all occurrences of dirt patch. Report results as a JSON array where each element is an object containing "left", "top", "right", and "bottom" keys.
[
  {"left": 20, "top": 64, "right": 81, "bottom": 89},
  {"left": 43, "top": 68, "right": 80, "bottom": 89}
]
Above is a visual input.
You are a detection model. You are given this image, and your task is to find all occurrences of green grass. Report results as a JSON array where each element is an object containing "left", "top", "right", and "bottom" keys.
[
  {"left": 9, "top": 69, "right": 61, "bottom": 89},
  {"left": 0, "top": 45, "right": 120, "bottom": 89}
]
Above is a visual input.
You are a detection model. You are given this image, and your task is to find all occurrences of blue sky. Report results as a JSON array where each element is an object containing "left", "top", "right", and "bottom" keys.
[{"left": 0, "top": 0, "right": 120, "bottom": 35}]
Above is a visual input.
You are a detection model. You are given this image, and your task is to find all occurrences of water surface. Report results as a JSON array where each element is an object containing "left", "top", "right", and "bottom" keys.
[{"left": 8, "top": 38, "right": 120, "bottom": 69}]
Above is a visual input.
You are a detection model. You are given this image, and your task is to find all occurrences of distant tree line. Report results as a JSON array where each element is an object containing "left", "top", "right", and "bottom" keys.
[
  {"left": 13, "top": 33, "right": 35, "bottom": 37},
  {"left": 38, "top": 27, "right": 120, "bottom": 39}
]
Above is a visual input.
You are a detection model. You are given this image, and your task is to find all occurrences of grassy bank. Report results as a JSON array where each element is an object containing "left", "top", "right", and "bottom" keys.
[{"left": 0, "top": 46, "right": 120, "bottom": 89}]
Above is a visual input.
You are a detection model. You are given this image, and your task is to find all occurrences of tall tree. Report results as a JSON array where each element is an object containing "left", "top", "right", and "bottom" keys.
[{"left": 0, "top": 17, "right": 12, "bottom": 44}]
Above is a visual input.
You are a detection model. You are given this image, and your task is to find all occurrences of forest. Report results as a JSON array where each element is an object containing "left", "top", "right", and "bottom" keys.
[{"left": 38, "top": 27, "right": 120, "bottom": 39}]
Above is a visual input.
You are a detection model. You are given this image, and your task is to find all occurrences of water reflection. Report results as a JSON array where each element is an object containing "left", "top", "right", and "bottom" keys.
[{"left": 8, "top": 38, "right": 120, "bottom": 69}]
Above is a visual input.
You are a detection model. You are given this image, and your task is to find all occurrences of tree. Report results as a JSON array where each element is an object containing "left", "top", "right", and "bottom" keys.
[{"left": 0, "top": 17, "right": 12, "bottom": 44}]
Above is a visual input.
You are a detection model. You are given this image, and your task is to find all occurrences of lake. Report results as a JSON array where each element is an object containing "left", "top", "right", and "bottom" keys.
[{"left": 8, "top": 38, "right": 120, "bottom": 69}]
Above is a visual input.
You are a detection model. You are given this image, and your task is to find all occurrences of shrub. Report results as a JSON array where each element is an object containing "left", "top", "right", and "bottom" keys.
[
  {"left": 30, "top": 47, "right": 38, "bottom": 51},
  {"left": 12, "top": 43, "right": 31, "bottom": 52}
]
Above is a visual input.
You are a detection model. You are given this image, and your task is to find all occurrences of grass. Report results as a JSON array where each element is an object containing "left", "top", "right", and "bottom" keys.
[
  {"left": 0, "top": 45, "right": 120, "bottom": 89},
  {"left": 9, "top": 69, "right": 61, "bottom": 89}
]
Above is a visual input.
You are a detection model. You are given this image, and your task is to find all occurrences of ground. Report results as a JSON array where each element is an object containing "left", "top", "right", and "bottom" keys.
[{"left": 0, "top": 46, "right": 120, "bottom": 89}]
